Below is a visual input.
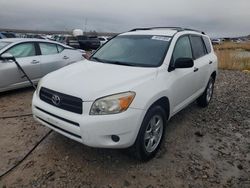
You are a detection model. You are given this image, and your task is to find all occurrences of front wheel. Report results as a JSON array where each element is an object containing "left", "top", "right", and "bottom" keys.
[
  {"left": 130, "top": 106, "right": 166, "bottom": 161},
  {"left": 197, "top": 77, "right": 215, "bottom": 107}
]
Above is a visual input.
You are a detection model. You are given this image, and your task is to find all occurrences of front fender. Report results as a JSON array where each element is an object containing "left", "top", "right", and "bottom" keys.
[{"left": 130, "top": 73, "right": 174, "bottom": 119}]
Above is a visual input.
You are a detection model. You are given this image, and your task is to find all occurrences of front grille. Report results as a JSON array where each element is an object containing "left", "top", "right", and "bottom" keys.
[{"left": 39, "top": 87, "right": 83, "bottom": 114}]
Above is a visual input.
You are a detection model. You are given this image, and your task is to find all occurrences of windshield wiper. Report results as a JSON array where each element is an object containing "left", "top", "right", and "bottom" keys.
[
  {"left": 91, "top": 57, "right": 102, "bottom": 62},
  {"left": 91, "top": 57, "right": 107, "bottom": 63},
  {"left": 91, "top": 57, "right": 145, "bottom": 67},
  {"left": 104, "top": 60, "right": 138, "bottom": 67}
]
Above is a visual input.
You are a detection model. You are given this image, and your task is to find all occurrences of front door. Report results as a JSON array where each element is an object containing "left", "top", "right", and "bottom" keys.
[{"left": 169, "top": 35, "right": 200, "bottom": 114}]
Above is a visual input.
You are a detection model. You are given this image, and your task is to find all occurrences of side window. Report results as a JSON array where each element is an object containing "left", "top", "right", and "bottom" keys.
[
  {"left": 172, "top": 36, "right": 193, "bottom": 63},
  {"left": 202, "top": 36, "right": 212, "bottom": 54},
  {"left": 6, "top": 43, "right": 36, "bottom": 58},
  {"left": 57, "top": 45, "right": 64, "bottom": 53},
  {"left": 39, "top": 43, "right": 58, "bottom": 55},
  {"left": 190, "top": 36, "right": 206, "bottom": 59}
]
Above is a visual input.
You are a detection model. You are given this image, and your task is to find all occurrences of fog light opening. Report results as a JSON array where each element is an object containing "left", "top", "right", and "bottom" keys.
[{"left": 111, "top": 135, "right": 120, "bottom": 142}]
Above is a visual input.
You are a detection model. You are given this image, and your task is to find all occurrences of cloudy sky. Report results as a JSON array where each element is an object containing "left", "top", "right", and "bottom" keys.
[{"left": 0, "top": 0, "right": 249, "bottom": 37}]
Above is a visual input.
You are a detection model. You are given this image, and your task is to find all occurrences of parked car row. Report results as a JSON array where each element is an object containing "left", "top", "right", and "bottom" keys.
[
  {"left": 0, "top": 31, "right": 112, "bottom": 50},
  {"left": 53, "top": 35, "right": 111, "bottom": 50},
  {"left": 211, "top": 37, "right": 250, "bottom": 45}
]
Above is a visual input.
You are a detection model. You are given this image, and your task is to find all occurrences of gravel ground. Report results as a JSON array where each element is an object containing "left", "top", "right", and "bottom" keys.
[{"left": 0, "top": 70, "right": 249, "bottom": 188}]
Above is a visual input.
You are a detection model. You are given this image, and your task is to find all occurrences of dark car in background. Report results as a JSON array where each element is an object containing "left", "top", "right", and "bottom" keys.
[
  {"left": 53, "top": 35, "right": 99, "bottom": 50},
  {"left": 77, "top": 35, "right": 100, "bottom": 50},
  {"left": 56, "top": 35, "right": 81, "bottom": 49},
  {"left": 0, "top": 32, "right": 16, "bottom": 39}
]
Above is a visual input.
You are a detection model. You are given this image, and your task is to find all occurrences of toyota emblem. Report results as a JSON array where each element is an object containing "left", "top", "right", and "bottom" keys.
[{"left": 52, "top": 94, "right": 61, "bottom": 106}]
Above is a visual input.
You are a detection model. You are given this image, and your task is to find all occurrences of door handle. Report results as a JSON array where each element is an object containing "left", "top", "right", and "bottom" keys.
[
  {"left": 194, "top": 67, "right": 199, "bottom": 72},
  {"left": 31, "top": 60, "right": 39, "bottom": 64},
  {"left": 63, "top": 56, "right": 69, "bottom": 60},
  {"left": 209, "top": 61, "right": 213, "bottom": 64}
]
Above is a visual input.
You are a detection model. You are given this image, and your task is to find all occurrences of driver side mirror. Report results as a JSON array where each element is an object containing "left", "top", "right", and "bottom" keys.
[
  {"left": 174, "top": 58, "right": 194, "bottom": 69},
  {"left": 0, "top": 53, "right": 15, "bottom": 61}
]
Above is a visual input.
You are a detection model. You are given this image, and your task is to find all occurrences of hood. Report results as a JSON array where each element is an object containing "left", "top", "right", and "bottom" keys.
[{"left": 41, "top": 60, "right": 157, "bottom": 101}]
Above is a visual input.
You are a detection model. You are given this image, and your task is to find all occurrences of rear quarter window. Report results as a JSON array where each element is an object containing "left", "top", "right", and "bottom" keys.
[
  {"left": 190, "top": 35, "right": 207, "bottom": 59},
  {"left": 39, "top": 43, "right": 58, "bottom": 55},
  {"left": 57, "top": 45, "right": 64, "bottom": 53},
  {"left": 202, "top": 36, "right": 212, "bottom": 53}
]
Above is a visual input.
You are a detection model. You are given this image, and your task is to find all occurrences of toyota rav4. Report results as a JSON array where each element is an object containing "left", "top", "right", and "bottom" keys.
[{"left": 32, "top": 27, "right": 218, "bottom": 161}]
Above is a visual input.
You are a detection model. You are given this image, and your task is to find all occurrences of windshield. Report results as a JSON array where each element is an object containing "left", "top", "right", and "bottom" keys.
[
  {"left": 0, "top": 42, "right": 11, "bottom": 50},
  {"left": 91, "top": 35, "right": 171, "bottom": 67}
]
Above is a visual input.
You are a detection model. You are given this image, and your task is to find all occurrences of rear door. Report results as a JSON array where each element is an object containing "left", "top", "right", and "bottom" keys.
[
  {"left": 189, "top": 35, "right": 211, "bottom": 92},
  {"left": 202, "top": 36, "right": 215, "bottom": 81},
  {"left": 61, "top": 49, "right": 82, "bottom": 64},
  {"left": 38, "top": 42, "right": 69, "bottom": 76},
  {"left": 0, "top": 42, "right": 41, "bottom": 89},
  {"left": 57, "top": 44, "right": 80, "bottom": 65}
]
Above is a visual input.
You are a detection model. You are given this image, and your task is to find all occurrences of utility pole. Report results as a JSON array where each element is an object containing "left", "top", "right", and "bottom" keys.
[{"left": 84, "top": 18, "right": 88, "bottom": 34}]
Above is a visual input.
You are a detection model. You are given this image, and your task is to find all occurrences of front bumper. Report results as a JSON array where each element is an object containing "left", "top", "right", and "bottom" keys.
[{"left": 32, "top": 92, "right": 145, "bottom": 148}]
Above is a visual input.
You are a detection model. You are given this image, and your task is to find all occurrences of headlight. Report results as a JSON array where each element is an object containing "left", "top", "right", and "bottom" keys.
[{"left": 90, "top": 92, "right": 136, "bottom": 115}]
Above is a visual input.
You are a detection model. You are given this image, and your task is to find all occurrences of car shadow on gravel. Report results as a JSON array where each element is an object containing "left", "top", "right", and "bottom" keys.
[
  {"left": 0, "top": 87, "right": 34, "bottom": 98},
  {"left": 45, "top": 100, "right": 200, "bottom": 163}
]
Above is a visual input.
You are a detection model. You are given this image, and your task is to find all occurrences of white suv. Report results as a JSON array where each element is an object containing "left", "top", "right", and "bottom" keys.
[{"left": 32, "top": 27, "right": 218, "bottom": 161}]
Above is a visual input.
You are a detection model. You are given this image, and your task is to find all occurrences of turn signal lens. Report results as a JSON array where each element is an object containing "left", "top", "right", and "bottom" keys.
[{"left": 119, "top": 94, "right": 135, "bottom": 111}]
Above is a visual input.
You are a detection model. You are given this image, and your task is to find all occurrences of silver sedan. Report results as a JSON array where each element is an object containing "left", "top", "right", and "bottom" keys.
[{"left": 0, "top": 38, "right": 84, "bottom": 92}]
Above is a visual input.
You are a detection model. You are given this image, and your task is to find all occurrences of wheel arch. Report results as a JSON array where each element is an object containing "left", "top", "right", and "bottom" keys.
[
  {"left": 130, "top": 96, "right": 171, "bottom": 160},
  {"left": 146, "top": 96, "right": 170, "bottom": 121},
  {"left": 211, "top": 71, "right": 217, "bottom": 80}
]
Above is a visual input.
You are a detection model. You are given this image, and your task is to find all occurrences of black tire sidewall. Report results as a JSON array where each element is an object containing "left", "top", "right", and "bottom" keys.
[
  {"left": 135, "top": 106, "right": 167, "bottom": 161},
  {"left": 197, "top": 76, "right": 215, "bottom": 107},
  {"left": 206, "top": 77, "right": 215, "bottom": 104}
]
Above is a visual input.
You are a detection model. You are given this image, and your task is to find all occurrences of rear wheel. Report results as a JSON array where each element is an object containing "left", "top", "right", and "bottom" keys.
[
  {"left": 197, "top": 77, "right": 215, "bottom": 107},
  {"left": 130, "top": 105, "right": 166, "bottom": 161}
]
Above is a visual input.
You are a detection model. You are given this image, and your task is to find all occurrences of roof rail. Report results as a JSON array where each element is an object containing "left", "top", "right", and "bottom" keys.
[
  {"left": 182, "top": 28, "right": 206, "bottom": 35},
  {"left": 129, "top": 27, "right": 183, "bottom": 32},
  {"left": 129, "top": 27, "right": 205, "bottom": 34}
]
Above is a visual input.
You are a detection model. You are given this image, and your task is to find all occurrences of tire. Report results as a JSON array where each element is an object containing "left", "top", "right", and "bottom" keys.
[
  {"left": 130, "top": 105, "right": 167, "bottom": 161},
  {"left": 197, "top": 77, "right": 215, "bottom": 107}
]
